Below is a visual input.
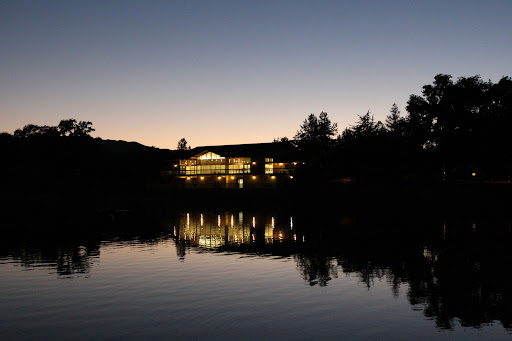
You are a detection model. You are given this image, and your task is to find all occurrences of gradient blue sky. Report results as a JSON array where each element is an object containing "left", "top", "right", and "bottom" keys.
[{"left": 1, "top": 0, "right": 511, "bottom": 148}]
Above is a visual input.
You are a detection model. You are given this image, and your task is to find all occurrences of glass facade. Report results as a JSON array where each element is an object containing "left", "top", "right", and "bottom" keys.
[
  {"left": 265, "top": 163, "right": 273, "bottom": 174},
  {"left": 179, "top": 151, "right": 251, "bottom": 175},
  {"left": 198, "top": 152, "right": 225, "bottom": 161},
  {"left": 176, "top": 151, "right": 295, "bottom": 176},
  {"left": 228, "top": 164, "right": 250, "bottom": 174}
]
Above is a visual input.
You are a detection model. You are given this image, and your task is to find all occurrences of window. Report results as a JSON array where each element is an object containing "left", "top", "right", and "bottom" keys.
[
  {"left": 198, "top": 152, "right": 223, "bottom": 160},
  {"left": 228, "top": 164, "right": 244, "bottom": 174}
]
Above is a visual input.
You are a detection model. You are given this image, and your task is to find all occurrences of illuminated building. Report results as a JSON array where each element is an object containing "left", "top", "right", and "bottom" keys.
[{"left": 162, "top": 142, "right": 297, "bottom": 188}]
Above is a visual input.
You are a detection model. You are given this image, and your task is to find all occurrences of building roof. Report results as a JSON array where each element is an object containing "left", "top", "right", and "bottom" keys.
[{"left": 184, "top": 142, "right": 297, "bottom": 160}]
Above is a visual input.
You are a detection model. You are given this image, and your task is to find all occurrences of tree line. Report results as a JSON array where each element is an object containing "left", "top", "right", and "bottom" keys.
[
  {"left": 289, "top": 74, "right": 512, "bottom": 182},
  {"left": 0, "top": 118, "right": 174, "bottom": 194},
  {"left": 2, "top": 119, "right": 95, "bottom": 139}
]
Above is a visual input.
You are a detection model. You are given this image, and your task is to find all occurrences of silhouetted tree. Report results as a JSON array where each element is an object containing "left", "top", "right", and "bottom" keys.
[
  {"left": 294, "top": 112, "right": 337, "bottom": 145},
  {"left": 75, "top": 121, "right": 95, "bottom": 137},
  {"left": 385, "top": 103, "right": 403, "bottom": 132},
  {"left": 14, "top": 124, "right": 56, "bottom": 138},
  {"left": 353, "top": 111, "right": 384, "bottom": 137},
  {"left": 402, "top": 74, "right": 512, "bottom": 179},
  {"left": 177, "top": 138, "right": 190, "bottom": 150},
  {"left": 334, "top": 111, "right": 390, "bottom": 179},
  {"left": 293, "top": 112, "right": 338, "bottom": 165},
  {"left": 57, "top": 119, "right": 95, "bottom": 137},
  {"left": 12, "top": 119, "right": 94, "bottom": 139},
  {"left": 338, "top": 110, "right": 385, "bottom": 147},
  {"left": 58, "top": 119, "right": 77, "bottom": 136},
  {"left": 273, "top": 136, "right": 289, "bottom": 143}
]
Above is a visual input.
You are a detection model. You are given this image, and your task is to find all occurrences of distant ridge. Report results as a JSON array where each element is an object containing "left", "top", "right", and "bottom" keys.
[{"left": 100, "top": 139, "right": 164, "bottom": 153}]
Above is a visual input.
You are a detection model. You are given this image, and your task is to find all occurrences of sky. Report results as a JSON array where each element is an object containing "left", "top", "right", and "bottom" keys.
[{"left": 1, "top": 0, "right": 511, "bottom": 149}]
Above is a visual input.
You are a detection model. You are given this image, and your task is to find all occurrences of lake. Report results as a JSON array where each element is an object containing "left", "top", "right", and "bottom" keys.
[{"left": 1, "top": 204, "right": 512, "bottom": 340}]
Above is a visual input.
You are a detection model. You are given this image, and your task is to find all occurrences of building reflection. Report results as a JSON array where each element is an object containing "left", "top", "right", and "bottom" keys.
[{"left": 174, "top": 211, "right": 297, "bottom": 249}]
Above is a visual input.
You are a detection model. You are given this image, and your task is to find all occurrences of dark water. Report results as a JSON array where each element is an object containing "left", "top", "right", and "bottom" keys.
[{"left": 1, "top": 205, "right": 512, "bottom": 340}]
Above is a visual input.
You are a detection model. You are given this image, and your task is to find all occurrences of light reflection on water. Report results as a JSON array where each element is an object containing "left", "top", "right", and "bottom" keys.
[
  {"left": 1, "top": 209, "right": 512, "bottom": 340},
  {"left": 175, "top": 211, "right": 297, "bottom": 249}
]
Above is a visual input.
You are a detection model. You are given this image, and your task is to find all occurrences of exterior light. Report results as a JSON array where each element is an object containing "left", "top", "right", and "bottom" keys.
[
  {"left": 174, "top": 164, "right": 178, "bottom": 167},
  {"left": 289, "top": 176, "right": 293, "bottom": 179},
  {"left": 252, "top": 162, "right": 256, "bottom": 165},
  {"left": 218, "top": 176, "right": 222, "bottom": 180},
  {"left": 187, "top": 177, "right": 191, "bottom": 180},
  {"left": 200, "top": 176, "right": 204, "bottom": 180},
  {"left": 279, "top": 163, "right": 283, "bottom": 166},
  {"left": 231, "top": 176, "right": 235, "bottom": 179},
  {"left": 271, "top": 175, "right": 276, "bottom": 179},
  {"left": 472, "top": 172, "right": 476, "bottom": 177},
  {"left": 252, "top": 176, "right": 256, "bottom": 179}
]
